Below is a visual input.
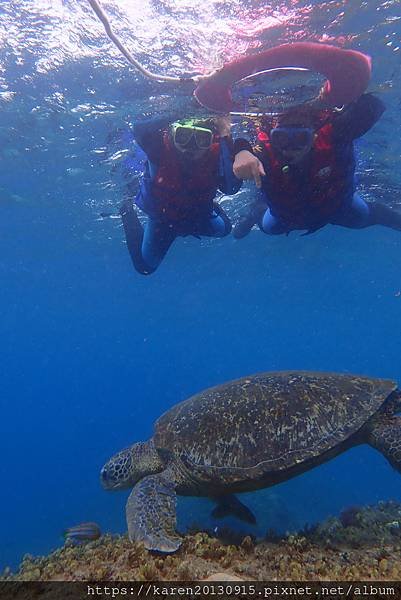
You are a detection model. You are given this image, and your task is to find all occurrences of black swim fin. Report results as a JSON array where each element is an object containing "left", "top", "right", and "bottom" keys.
[
  {"left": 120, "top": 200, "right": 154, "bottom": 275},
  {"left": 211, "top": 494, "right": 257, "bottom": 525}
]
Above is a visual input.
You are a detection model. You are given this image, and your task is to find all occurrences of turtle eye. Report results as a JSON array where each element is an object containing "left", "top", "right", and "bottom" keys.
[{"left": 100, "top": 467, "right": 109, "bottom": 482}]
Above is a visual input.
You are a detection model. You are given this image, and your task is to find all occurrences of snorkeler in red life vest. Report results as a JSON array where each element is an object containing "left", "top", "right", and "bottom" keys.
[
  {"left": 232, "top": 93, "right": 401, "bottom": 237},
  {"left": 120, "top": 116, "right": 248, "bottom": 275}
]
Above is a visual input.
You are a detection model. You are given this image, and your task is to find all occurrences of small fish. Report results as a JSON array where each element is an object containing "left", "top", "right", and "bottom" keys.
[{"left": 63, "top": 522, "right": 101, "bottom": 545}]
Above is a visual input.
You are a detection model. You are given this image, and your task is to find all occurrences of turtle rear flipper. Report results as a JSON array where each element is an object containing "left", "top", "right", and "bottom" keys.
[
  {"left": 367, "top": 415, "right": 401, "bottom": 473},
  {"left": 126, "top": 473, "right": 182, "bottom": 553},
  {"left": 212, "top": 494, "right": 257, "bottom": 524}
]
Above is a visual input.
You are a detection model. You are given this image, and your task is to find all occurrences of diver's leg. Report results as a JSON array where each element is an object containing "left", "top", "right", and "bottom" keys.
[
  {"left": 211, "top": 202, "right": 232, "bottom": 237},
  {"left": 120, "top": 199, "right": 155, "bottom": 275},
  {"left": 141, "top": 219, "right": 177, "bottom": 271},
  {"left": 261, "top": 208, "right": 289, "bottom": 235},
  {"left": 330, "top": 193, "right": 371, "bottom": 229},
  {"left": 331, "top": 193, "right": 401, "bottom": 231},
  {"left": 366, "top": 202, "right": 401, "bottom": 231},
  {"left": 233, "top": 198, "right": 267, "bottom": 239},
  {"left": 196, "top": 203, "right": 232, "bottom": 238}
]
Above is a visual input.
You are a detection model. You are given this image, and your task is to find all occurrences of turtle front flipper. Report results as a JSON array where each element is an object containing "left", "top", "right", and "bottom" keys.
[
  {"left": 367, "top": 415, "right": 401, "bottom": 473},
  {"left": 126, "top": 473, "right": 182, "bottom": 553}
]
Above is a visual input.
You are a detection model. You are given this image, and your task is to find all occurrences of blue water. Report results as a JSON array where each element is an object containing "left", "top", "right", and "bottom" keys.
[{"left": 1, "top": 0, "right": 401, "bottom": 572}]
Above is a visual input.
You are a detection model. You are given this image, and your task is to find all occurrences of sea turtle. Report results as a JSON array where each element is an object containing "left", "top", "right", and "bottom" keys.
[{"left": 100, "top": 371, "right": 401, "bottom": 553}]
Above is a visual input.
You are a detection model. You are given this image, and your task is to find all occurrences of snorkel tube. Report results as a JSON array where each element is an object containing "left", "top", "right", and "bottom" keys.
[{"left": 194, "top": 43, "right": 372, "bottom": 112}]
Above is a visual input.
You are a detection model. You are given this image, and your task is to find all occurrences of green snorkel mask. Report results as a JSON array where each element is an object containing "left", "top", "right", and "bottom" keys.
[{"left": 171, "top": 120, "right": 214, "bottom": 151}]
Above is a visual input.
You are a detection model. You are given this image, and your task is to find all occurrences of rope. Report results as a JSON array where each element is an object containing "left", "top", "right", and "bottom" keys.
[{"left": 88, "top": 0, "right": 204, "bottom": 85}]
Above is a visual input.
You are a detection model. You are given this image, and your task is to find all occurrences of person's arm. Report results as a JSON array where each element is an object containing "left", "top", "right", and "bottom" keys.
[
  {"left": 213, "top": 115, "right": 267, "bottom": 190},
  {"left": 132, "top": 116, "right": 173, "bottom": 163},
  {"left": 232, "top": 144, "right": 266, "bottom": 188},
  {"left": 332, "top": 93, "right": 385, "bottom": 142},
  {"left": 211, "top": 117, "right": 242, "bottom": 194},
  {"left": 234, "top": 138, "right": 253, "bottom": 155},
  {"left": 217, "top": 136, "right": 250, "bottom": 194}
]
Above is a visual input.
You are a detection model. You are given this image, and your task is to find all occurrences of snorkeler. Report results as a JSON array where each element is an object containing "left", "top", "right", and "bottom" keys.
[
  {"left": 232, "top": 93, "right": 401, "bottom": 238},
  {"left": 120, "top": 116, "right": 247, "bottom": 274}
]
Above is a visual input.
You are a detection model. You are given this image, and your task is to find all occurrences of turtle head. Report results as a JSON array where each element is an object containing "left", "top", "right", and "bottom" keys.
[{"left": 100, "top": 440, "right": 164, "bottom": 490}]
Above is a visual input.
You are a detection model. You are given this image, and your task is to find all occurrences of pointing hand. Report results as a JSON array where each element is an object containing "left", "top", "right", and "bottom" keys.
[{"left": 233, "top": 150, "right": 266, "bottom": 188}]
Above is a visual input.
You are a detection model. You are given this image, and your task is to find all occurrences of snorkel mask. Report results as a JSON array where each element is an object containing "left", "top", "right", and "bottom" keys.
[
  {"left": 270, "top": 126, "right": 314, "bottom": 152},
  {"left": 171, "top": 120, "right": 214, "bottom": 153}
]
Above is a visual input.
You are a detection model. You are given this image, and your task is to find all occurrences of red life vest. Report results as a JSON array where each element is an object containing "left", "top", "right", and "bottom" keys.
[
  {"left": 150, "top": 134, "right": 220, "bottom": 223},
  {"left": 257, "top": 123, "right": 347, "bottom": 228}
]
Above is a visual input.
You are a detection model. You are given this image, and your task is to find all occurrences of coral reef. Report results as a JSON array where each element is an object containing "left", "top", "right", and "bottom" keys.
[
  {"left": 304, "top": 500, "right": 401, "bottom": 549},
  {"left": 4, "top": 502, "right": 401, "bottom": 582}
]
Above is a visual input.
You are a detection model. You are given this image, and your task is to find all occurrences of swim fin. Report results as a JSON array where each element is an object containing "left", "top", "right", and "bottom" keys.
[{"left": 120, "top": 200, "right": 154, "bottom": 275}]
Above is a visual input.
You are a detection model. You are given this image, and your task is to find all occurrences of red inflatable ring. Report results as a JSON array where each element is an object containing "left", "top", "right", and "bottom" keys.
[{"left": 194, "top": 42, "right": 372, "bottom": 113}]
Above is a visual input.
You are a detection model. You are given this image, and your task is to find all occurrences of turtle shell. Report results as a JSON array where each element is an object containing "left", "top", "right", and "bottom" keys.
[{"left": 153, "top": 371, "right": 396, "bottom": 477}]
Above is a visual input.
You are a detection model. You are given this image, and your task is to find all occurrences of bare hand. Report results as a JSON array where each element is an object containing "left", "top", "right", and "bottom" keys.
[
  {"left": 214, "top": 115, "right": 232, "bottom": 137},
  {"left": 233, "top": 150, "right": 266, "bottom": 188}
]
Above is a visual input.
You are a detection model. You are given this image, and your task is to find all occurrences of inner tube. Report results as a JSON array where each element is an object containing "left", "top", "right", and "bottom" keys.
[{"left": 194, "top": 42, "right": 372, "bottom": 113}]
